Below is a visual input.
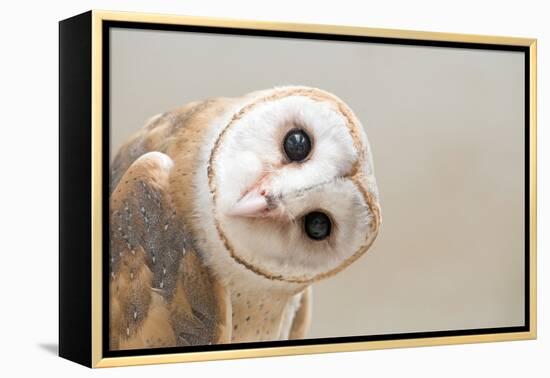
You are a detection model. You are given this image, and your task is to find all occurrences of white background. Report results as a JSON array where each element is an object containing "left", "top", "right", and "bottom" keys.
[{"left": 0, "top": 0, "right": 547, "bottom": 376}]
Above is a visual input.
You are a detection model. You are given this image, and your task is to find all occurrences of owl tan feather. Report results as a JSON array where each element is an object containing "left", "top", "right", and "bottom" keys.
[
  {"left": 109, "top": 86, "right": 381, "bottom": 349},
  {"left": 110, "top": 152, "right": 230, "bottom": 349}
]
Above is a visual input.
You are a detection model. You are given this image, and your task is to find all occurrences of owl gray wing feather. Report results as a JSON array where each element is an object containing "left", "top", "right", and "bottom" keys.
[{"left": 109, "top": 151, "right": 230, "bottom": 350}]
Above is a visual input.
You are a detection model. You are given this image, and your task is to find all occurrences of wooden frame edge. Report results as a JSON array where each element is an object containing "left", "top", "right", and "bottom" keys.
[
  {"left": 94, "top": 331, "right": 535, "bottom": 368},
  {"left": 88, "top": 10, "right": 538, "bottom": 368},
  {"left": 529, "top": 39, "right": 537, "bottom": 339},
  {"left": 91, "top": 10, "right": 103, "bottom": 368}
]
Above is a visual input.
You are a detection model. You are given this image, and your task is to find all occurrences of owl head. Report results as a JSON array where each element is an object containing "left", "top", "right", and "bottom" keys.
[{"left": 197, "top": 86, "right": 381, "bottom": 287}]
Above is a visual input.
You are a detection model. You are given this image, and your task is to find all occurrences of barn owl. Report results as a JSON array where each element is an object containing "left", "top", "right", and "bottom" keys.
[{"left": 109, "top": 86, "right": 381, "bottom": 350}]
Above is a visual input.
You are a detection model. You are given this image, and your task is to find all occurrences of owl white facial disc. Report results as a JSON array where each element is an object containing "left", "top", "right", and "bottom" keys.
[{"left": 207, "top": 86, "right": 381, "bottom": 284}]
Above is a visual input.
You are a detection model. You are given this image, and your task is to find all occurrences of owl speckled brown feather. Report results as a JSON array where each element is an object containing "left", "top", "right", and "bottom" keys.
[
  {"left": 110, "top": 152, "right": 229, "bottom": 349},
  {"left": 109, "top": 86, "right": 381, "bottom": 350}
]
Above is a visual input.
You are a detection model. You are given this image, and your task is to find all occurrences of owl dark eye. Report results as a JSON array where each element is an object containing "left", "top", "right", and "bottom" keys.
[
  {"left": 283, "top": 129, "right": 311, "bottom": 162},
  {"left": 304, "top": 211, "right": 332, "bottom": 240}
]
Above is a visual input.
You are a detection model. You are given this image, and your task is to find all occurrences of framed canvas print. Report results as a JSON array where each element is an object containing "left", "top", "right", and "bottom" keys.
[{"left": 59, "top": 10, "right": 537, "bottom": 368}]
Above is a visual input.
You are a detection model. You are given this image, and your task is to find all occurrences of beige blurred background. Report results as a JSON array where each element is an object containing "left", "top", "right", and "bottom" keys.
[{"left": 110, "top": 28, "right": 525, "bottom": 338}]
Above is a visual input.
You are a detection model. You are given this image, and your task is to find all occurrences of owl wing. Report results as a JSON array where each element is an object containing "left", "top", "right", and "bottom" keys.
[
  {"left": 288, "top": 286, "right": 312, "bottom": 339},
  {"left": 109, "top": 152, "right": 230, "bottom": 350}
]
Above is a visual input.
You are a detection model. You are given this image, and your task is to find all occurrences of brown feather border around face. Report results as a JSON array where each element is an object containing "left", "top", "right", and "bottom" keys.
[{"left": 207, "top": 88, "right": 381, "bottom": 284}]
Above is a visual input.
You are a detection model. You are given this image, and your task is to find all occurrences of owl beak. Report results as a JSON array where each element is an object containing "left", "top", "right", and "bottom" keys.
[{"left": 227, "top": 187, "right": 272, "bottom": 217}]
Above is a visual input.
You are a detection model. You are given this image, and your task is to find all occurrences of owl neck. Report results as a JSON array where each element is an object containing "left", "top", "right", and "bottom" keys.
[
  {"left": 226, "top": 260, "right": 307, "bottom": 295},
  {"left": 224, "top": 268, "right": 307, "bottom": 342}
]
